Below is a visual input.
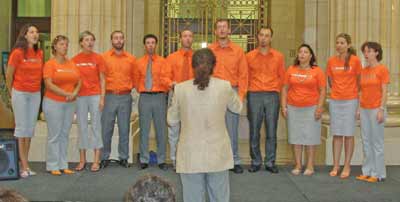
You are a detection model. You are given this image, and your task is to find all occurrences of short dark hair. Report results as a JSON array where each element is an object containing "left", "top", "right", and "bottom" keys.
[
  {"left": 110, "top": 30, "right": 124, "bottom": 40},
  {"left": 214, "top": 19, "right": 230, "bottom": 29},
  {"left": 258, "top": 26, "right": 273, "bottom": 37},
  {"left": 124, "top": 175, "right": 175, "bottom": 202},
  {"left": 143, "top": 34, "right": 158, "bottom": 45},
  {"left": 361, "top": 41, "right": 383, "bottom": 62},
  {"left": 179, "top": 29, "right": 193, "bottom": 38},
  {"left": 294, "top": 43, "right": 317, "bottom": 67},
  {"left": 0, "top": 187, "right": 28, "bottom": 202},
  {"left": 192, "top": 48, "right": 216, "bottom": 90}
]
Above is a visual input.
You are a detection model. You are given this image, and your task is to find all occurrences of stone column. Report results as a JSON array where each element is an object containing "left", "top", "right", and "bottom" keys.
[{"left": 0, "top": 0, "right": 13, "bottom": 129}]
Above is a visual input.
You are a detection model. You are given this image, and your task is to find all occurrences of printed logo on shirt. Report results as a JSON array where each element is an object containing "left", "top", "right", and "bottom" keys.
[
  {"left": 292, "top": 73, "right": 312, "bottom": 83},
  {"left": 56, "top": 69, "right": 76, "bottom": 73},
  {"left": 76, "top": 62, "right": 96, "bottom": 67},
  {"left": 333, "top": 66, "right": 352, "bottom": 71},
  {"left": 23, "top": 58, "right": 42, "bottom": 63}
]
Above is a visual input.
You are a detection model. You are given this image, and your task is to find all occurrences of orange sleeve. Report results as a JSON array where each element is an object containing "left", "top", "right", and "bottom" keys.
[
  {"left": 354, "top": 57, "right": 362, "bottom": 75},
  {"left": 130, "top": 56, "right": 136, "bottom": 89},
  {"left": 326, "top": 60, "right": 332, "bottom": 77},
  {"left": 317, "top": 68, "right": 327, "bottom": 88},
  {"left": 237, "top": 50, "right": 248, "bottom": 100},
  {"left": 132, "top": 60, "right": 139, "bottom": 90},
  {"left": 8, "top": 49, "right": 22, "bottom": 68},
  {"left": 278, "top": 55, "right": 286, "bottom": 90},
  {"left": 97, "top": 54, "right": 106, "bottom": 73},
  {"left": 283, "top": 66, "right": 291, "bottom": 85},
  {"left": 101, "top": 54, "right": 110, "bottom": 75},
  {"left": 43, "top": 61, "right": 54, "bottom": 79},
  {"left": 162, "top": 59, "right": 173, "bottom": 89},
  {"left": 380, "top": 66, "right": 390, "bottom": 84}
]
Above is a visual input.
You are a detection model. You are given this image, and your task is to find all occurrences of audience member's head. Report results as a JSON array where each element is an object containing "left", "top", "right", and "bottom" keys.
[
  {"left": 0, "top": 187, "right": 28, "bottom": 202},
  {"left": 124, "top": 175, "right": 176, "bottom": 202}
]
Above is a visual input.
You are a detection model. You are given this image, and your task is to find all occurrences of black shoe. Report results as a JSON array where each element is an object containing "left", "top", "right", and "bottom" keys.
[
  {"left": 229, "top": 165, "right": 244, "bottom": 174},
  {"left": 100, "top": 160, "right": 109, "bottom": 169},
  {"left": 248, "top": 164, "right": 261, "bottom": 173},
  {"left": 158, "top": 163, "right": 168, "bottom": 171},
  {"left": 265, "top": 165, "right": 279, "bottom": 173},
  {"left": 119, "top": 159, "right": 129, "bottom": 168},
  {"left": 140, "top": 163, "right": 148, "bottom": 170}
]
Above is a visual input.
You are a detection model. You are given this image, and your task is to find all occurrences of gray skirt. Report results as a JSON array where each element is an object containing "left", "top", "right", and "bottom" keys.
[
  {"left": 287, "top": 105, "right": 321, "bottom": 145},
  {"left": 329, "top": 99, "right": 358, "bottom": 136}
]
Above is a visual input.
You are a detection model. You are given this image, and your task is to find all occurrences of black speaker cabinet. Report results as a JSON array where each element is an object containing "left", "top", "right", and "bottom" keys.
[{"left": 0, "top": 129, "right": 19, "bottom": 180}]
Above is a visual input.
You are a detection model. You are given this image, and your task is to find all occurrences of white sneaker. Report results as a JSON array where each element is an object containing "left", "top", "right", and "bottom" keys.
[
  {"left": 27, "top": 168, "right": 37, "bottom": 176},
  {"left": 20, "top": 171, "right": 29, "bottom": 178}
]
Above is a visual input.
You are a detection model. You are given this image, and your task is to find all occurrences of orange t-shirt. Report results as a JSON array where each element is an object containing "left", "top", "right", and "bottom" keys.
[
  {"left": 102, "top": 49, "right": 136, "bottom": 92},
  {"left": 246, "top": 48, "right": 285, "bottom": 92},
  {"left": 284, "top": 65, "right": 326, "bottom": 107},
  {"left": 360, "top": 64, "right": 390, "bottom": 109},
  {"left": 43, "top": 58, "right": 81, "bottom": 102},
  {"left": 8, "top": 48, "right": 43, "bottom": 92},
  {"left": 166, "top": 49, "right": 194, "bottom": 83},
  {"left": 208, "top": 41, "right": 248, "bottom": 100},
  {"left": 326, "top": 55, "right": 361, "bottom": 100},
  {"left": 134, "top": 54, "right": 172, "bottom": 93},
  {"left": 72, "top": 52, "right": 105, "bottom": 96}
]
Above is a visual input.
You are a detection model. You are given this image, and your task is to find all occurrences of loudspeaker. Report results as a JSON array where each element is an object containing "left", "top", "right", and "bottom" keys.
[{"left": 0, "top": 138, "right": 19, "bottom": 180}]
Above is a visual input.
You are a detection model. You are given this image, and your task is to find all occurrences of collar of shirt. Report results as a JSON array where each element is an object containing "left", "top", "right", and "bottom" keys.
[
  {"left": 144, "top": 54, "right": 159, "bottom": 61},
  {"left": 210, "top": 40, "right": 234, "bottom": 51},
  {"left": 256, "top": 47, "right": 275, "bottom": 57},
  {"left": 179, "top": 48, "right": 193, "bottom": 57},
  {"left": 110, "top": 49, "right": 128, "bottom": 57}
]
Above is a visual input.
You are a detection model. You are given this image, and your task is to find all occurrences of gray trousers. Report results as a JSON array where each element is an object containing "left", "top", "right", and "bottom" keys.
[
  {"left": 138, "top": 93, "right": 167, "bottom": 164},
  {"left": 247, "top": 92, "right": 280, "bottom": 166},
  {"left": 101, "top": 93, "right": 132, "bottom": 160},
  {"left": 76, "top": 95, "right": 103, "bottom": 149},
  {"left": 225, "top": 87, "right": 241, "bottom": 165},
  {"left": 360, "top": 108, "right": 387, "bottom": 179},
  {"left": 180, "top": 170, "right": 230, "bottom": 202},
  {"left": 43, "top": 98, "right": 76, "bottom": 171},
  {"left": 225, "top": 109, "right": 240, "bottom": 165}
]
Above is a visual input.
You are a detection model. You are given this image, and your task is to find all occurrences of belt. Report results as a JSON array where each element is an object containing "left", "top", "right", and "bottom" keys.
[
  {"left": 141, "top": 91, "right": 165, "bottom": 95},
  {"left": 106, "top": 90, "right": 131, "bottom": 95}
]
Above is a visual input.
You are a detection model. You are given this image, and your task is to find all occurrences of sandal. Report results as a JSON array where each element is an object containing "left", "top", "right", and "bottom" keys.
[
  {"left": 50, "top": 170, "right": 62, "bottom": 176},
  {"left": 62, "top": 169, "right": 75, "bottom": 175},
  {"left": 303, "top": 169, "right": 314, "bottom": 176},
  {"left": 340, "top": 168, "right": 351, "bottom": 179},
  {"left": 356, "top": 175, "right": 369, "bottom": 181},
  {"left": 90, "top": 163, "right": 100, "bottom": 172},
  {"left": 329, "top": 167, "right": 339, "bottom": 177},
  {"left": 291, "top": 168, "right": 302, "bottom": 176},
  {"left": 75, "top": 162, "right": 87, "bottom": 171}
]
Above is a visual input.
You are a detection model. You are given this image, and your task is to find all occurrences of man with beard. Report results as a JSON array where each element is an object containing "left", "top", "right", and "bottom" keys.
[
  {"left": 133, "top": 34, "right": 172, "bottom": 170},
  {"left": 208, "top": 19, "right": 248, "bottom": 174},
  {"left": 246, "top": 27, "right": 285, "bottom": 173},
  {"left": 100, "top": 31, "right": 136, "bottom": 168},
  {"left": 166, "top": 29, "right": 194, "bottom": 169}
]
